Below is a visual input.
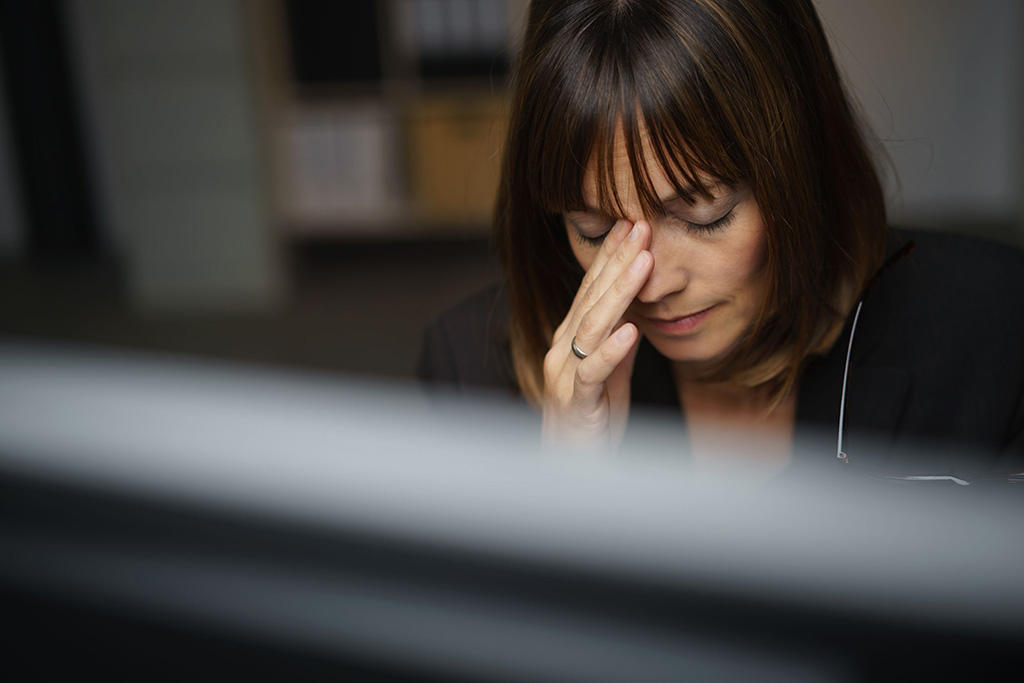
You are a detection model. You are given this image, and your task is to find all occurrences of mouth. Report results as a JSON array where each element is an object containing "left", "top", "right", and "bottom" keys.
[{"left": 643, "top": 304, "right": 719, "bottom": 336}]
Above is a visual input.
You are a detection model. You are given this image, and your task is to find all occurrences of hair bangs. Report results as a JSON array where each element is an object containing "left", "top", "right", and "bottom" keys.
[
  {"left": 631, "top": 6, "right": 750, "bottom": 205},
  {"left": 525, "top": 4, "right": 750, "bottom": 225},
  {"left": 523, "top": 23, "right": 620, "bottom": 220}
]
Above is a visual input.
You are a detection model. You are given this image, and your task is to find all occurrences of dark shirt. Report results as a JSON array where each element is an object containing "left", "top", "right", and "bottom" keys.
[{"left": 418, "top": 229, "right": 1024, "bottom": 474}]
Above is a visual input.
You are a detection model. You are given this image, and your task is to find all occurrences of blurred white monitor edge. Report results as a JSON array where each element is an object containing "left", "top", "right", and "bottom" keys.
[{"left": 1, "top": 340, "right": 1022, "bottom": 681}]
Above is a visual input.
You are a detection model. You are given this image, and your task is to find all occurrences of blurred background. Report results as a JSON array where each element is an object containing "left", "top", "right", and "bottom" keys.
[{"left": 0, "top": 0, "right": 1021, "bottom": 382}]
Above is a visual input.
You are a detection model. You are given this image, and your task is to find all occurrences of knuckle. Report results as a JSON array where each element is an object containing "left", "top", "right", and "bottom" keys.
[
  {"left": 574, "top": 357, "right": 605, "bottom": 389},
  {"left": 545, "top": 380, "right": 573, "bottom": 407},
  {"left": 578, "top": 283, "right": 599, "bottom": 310},
  {"left": 579, "top": 272, "right": 596, "bottom": 292},
  {"left": 542, "top": 349, "right": 561, "bottom": 379},
  {"left": 614, "top": 242, "right": 633, "bottom": 265},
  {"left": 574, "top": 361, "right": 594, "bottom": 387},
  {"left": 597, "top": 342, "right": 618, "bottom": 366},
  {"left": 543, "top": 376, "right": 568, "bottom": 404},
  {"left": 575, "top": 315, "right": 599, "bottom": 341},
  {"left": 611, "top": 272, "right": 635, "bottom": 296}
]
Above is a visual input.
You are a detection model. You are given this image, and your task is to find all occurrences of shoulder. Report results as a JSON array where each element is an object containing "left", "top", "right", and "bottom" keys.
[
  {"left": 854, "top": 228, "right": 1024, "bottom": 461},
  {"left": 887, "top": 227, "right": 1024, "bottom": 294},
  {"left": 869, "top": 228, "right": 1024, "bottom": 339},
  {"left": 416, "top": 282, "right": 518, "bottom": 394}
]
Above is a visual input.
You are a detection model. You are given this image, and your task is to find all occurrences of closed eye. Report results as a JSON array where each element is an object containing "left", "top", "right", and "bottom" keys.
[
  {"left": 680, "top": 206, "right": 737, "bottom": 234},
  {"left": 573, "top": 229, "right": 610, "bottom": 248},
  {"left": 565, "top": 214, "right": 614, "bottom": 248},
  {"left": 567, "top": 206, "right": 737, "bottom": 248}
]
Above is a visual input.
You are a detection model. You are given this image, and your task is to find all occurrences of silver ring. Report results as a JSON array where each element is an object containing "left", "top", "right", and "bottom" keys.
[{"left": 570, "top": 336, "right": 589, "bottom": 360}]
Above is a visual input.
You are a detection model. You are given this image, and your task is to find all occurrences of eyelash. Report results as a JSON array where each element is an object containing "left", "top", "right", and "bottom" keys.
[{"left": 572, "top": 208, "right": 737, "bottom": 247}]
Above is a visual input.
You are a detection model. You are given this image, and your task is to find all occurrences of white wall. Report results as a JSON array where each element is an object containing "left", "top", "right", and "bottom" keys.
[
  {"left": 66, "top": 0, "right": 282, "bottom": 310},
  {"left": 815, "top": 0, "right": 1024, "bottom": 238}
]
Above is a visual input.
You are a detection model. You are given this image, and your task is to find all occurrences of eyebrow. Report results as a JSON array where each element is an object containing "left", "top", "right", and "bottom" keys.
[{"left": 576, "top": 181, "right": 728, "bottom": 214}]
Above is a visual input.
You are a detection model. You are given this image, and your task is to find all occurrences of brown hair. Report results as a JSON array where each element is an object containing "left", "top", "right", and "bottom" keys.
[{"left": 494, "top": 0, "right": 887, "bottom": 406}]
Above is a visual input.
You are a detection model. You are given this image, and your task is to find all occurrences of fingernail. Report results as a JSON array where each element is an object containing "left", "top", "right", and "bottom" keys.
[
  {"left": 615, "top": 324, "right": 634, "bottom": 342},
  {"left": 612, "top": 220, "right": 629, "bottom": 237},
  {"left": 629, "top": 251, "right": 649, "bottom": 274},
  {"left": 628, "top": 223, "right": 641, "bottom": 241}
]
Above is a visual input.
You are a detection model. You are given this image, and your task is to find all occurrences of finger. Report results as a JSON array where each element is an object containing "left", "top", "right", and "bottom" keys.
[
  {"left": 567, "top": 220, "right": 652, "bottom": 336},
  {"left": 557, "top": 219, "right": 633, "bottom": 341},
  {"left": 574, "top": 218, "right": 633, "bottom": 302},
  {"left": 570, "top": 322, "right": 640, "bottom": 409},
  {"left": 572, "top": 245, "right": 653, "bottom": 358},
  {"left": 584, "top": 220, "right": 652, "bottom": 307}
]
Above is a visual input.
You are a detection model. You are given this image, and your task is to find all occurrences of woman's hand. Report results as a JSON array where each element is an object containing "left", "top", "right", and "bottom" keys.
[{"left": 542, "top": 219, "right": 654, "bottom": 448}]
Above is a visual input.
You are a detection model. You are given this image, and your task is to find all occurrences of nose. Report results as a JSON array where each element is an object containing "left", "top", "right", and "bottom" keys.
[{"left": 635, "top": 219, "right": 688, "bottom": 304}]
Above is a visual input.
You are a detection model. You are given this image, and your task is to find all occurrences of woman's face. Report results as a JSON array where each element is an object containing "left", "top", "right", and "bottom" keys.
[{"left": 563, "top": 139, "right": 769, "bottom": 373}]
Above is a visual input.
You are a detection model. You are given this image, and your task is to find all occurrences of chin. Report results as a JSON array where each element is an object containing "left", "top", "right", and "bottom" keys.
[{"left": 644, "top": 332, "right": 724, "bottom": 364}]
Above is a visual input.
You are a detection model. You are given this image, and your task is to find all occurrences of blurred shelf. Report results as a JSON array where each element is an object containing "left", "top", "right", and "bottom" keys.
[
  {"left": 251, "top": 0, "right": 522, "bottom": 242},
  {"left": 284, "top": 219, "right": 492, "bottom": 241}
]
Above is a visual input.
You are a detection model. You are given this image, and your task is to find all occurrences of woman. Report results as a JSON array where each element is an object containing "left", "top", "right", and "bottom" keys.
[{"left": 419, "top": 0, "right": 1024, "bottom": 475}]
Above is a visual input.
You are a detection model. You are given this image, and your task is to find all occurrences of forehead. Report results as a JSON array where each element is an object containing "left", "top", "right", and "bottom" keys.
[{"left": 580, "top": 125, "right": 722, "bottom": 210}]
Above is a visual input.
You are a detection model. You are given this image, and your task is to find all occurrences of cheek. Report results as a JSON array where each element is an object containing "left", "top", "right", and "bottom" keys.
[
  {"left": 747, "top": 212, "right": 770, "bottom": 275},
  {"left": 711, "top": 208, "right": 768, "bottom": 297},
  {"left": 734, "top": 213, "right": 769, "bottom": 295}
]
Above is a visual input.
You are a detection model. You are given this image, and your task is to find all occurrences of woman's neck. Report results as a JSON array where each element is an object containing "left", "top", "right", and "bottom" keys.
[{"left": 672, "top": 363, "right": 796, "bottom": 476}]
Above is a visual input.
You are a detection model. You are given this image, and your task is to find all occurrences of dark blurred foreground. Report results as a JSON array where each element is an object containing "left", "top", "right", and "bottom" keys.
[{"left": 2, "top": 343, "right": 1022, "bottom": 681}]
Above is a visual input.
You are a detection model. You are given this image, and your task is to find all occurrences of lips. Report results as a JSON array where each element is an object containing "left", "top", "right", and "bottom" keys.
[{"left": 644, "top": 304, "right": 718, "bottom": 336}]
